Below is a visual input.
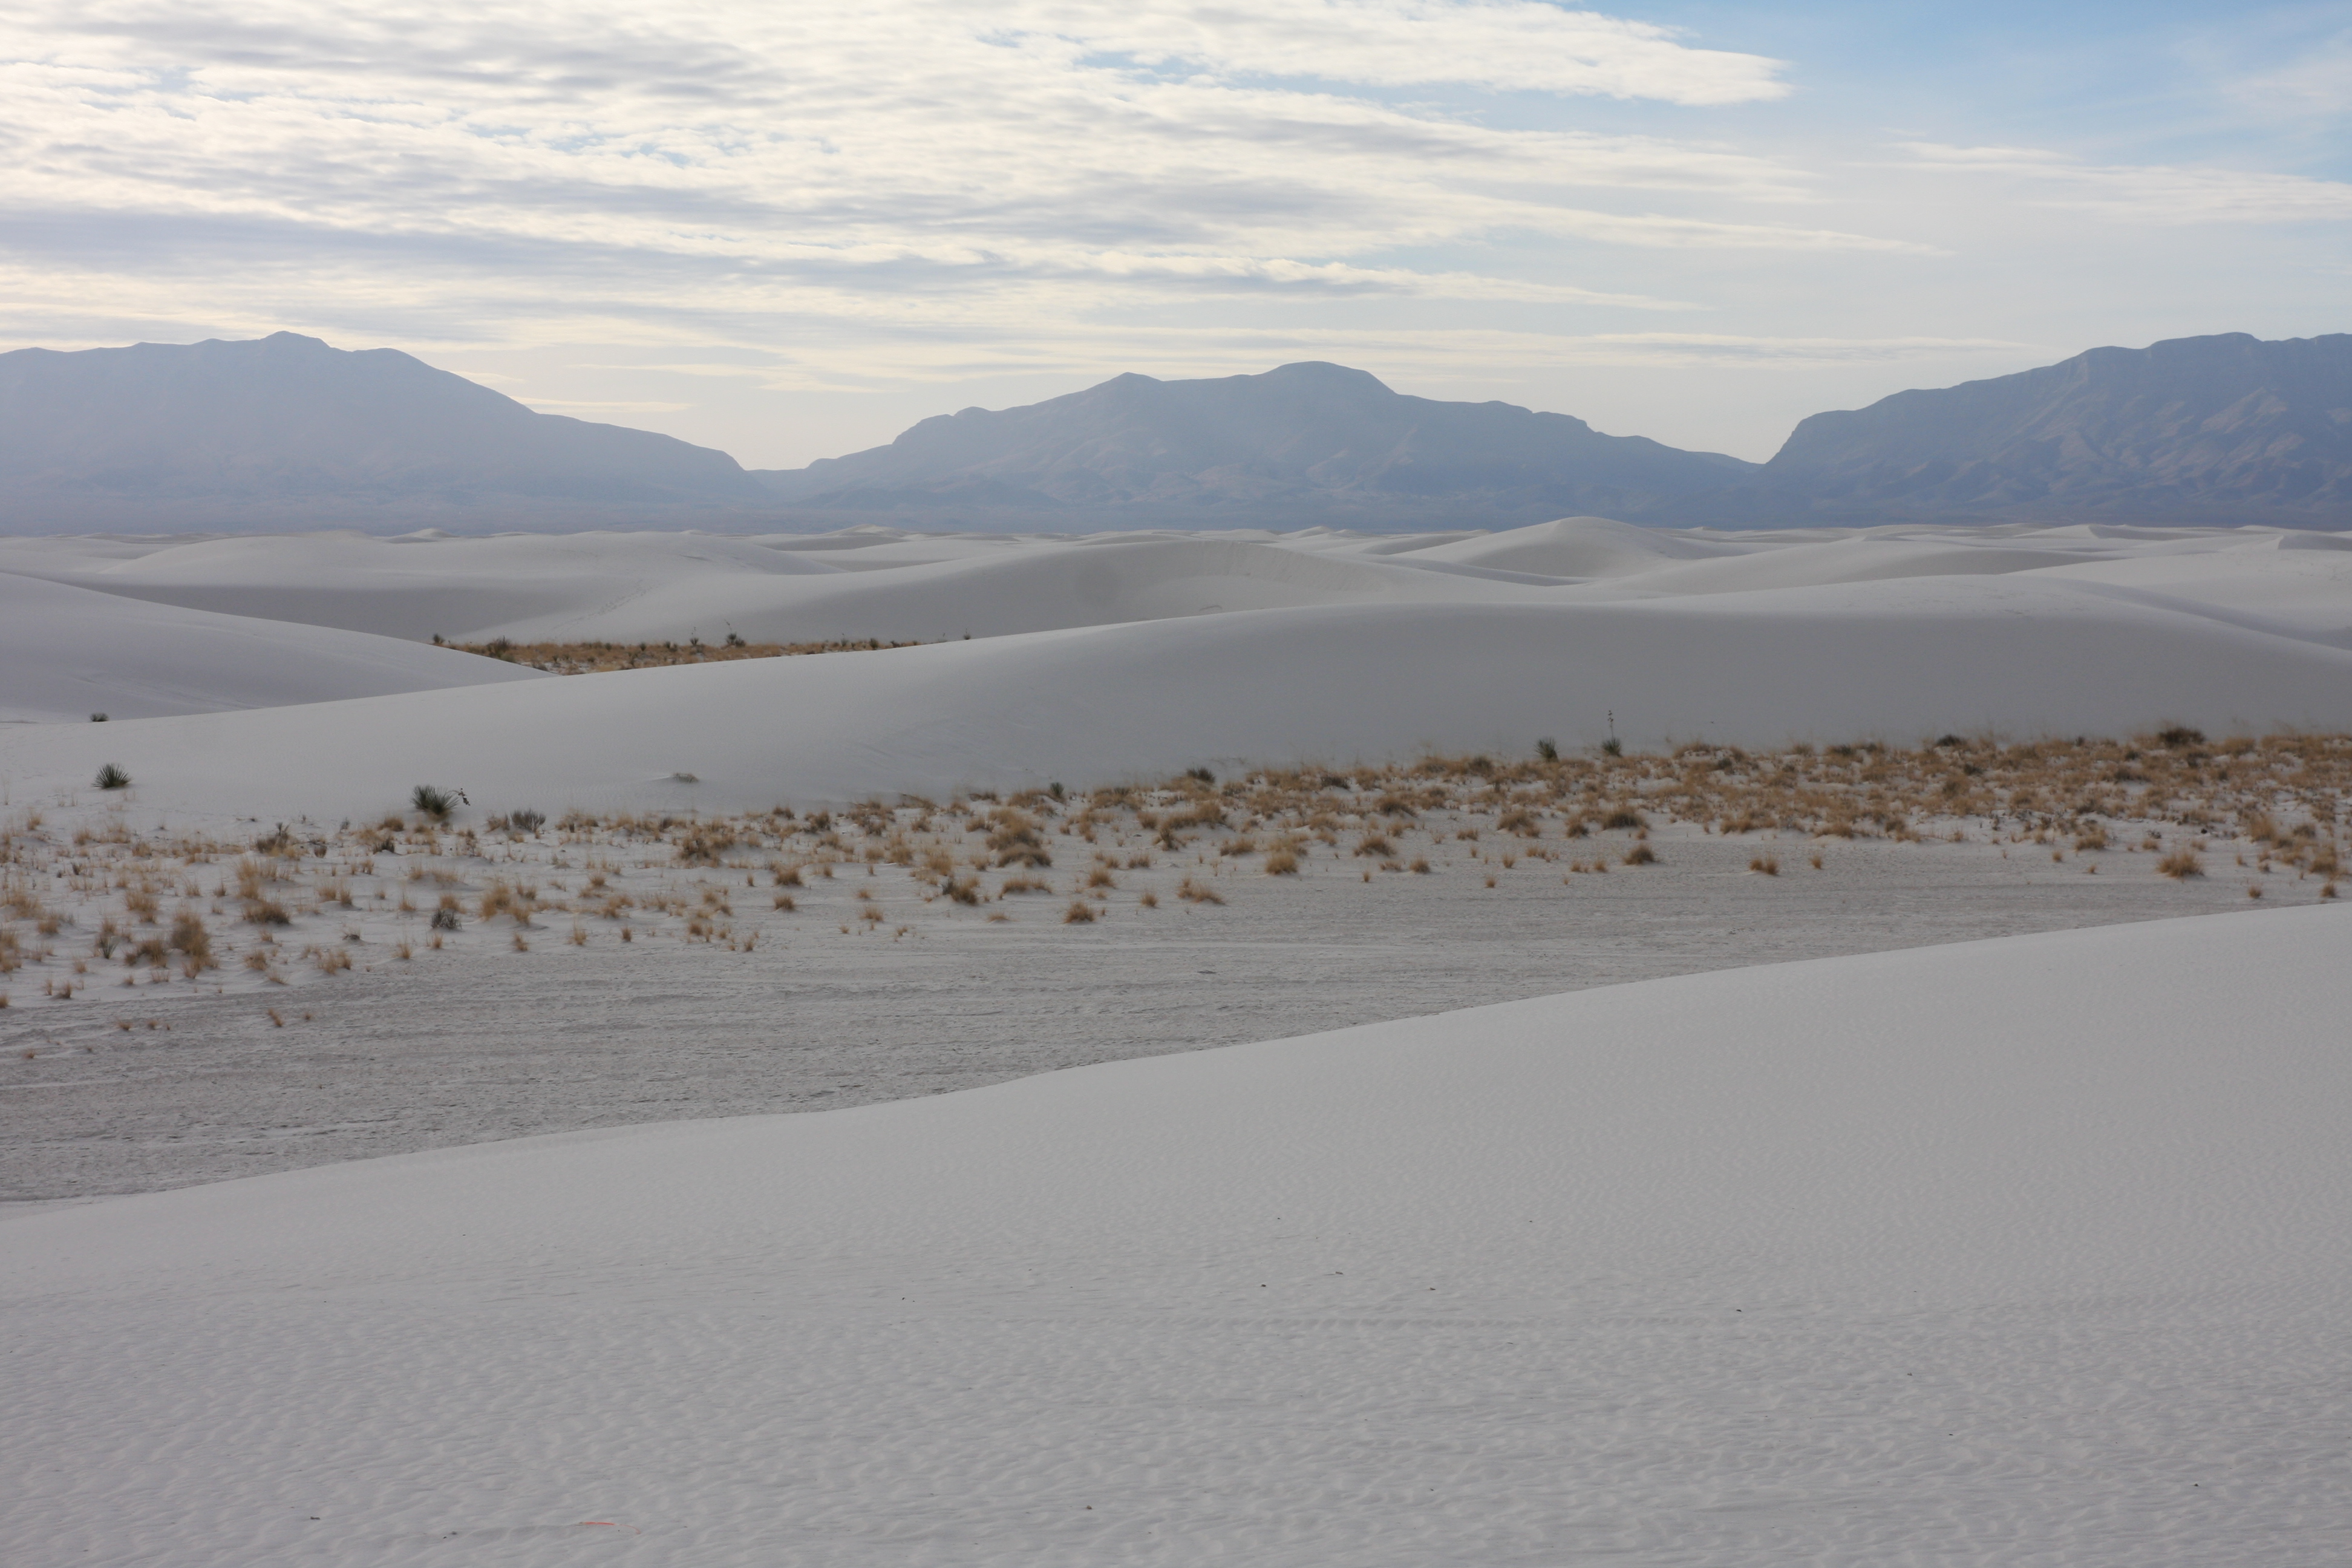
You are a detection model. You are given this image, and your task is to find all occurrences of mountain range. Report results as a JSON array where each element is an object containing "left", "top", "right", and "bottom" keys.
[
  {"left": 0, "top": 333, "right": 766, "bottom": 530},
  {"left": 1, "top": 330, "right": 2344, "bottom": 533}
]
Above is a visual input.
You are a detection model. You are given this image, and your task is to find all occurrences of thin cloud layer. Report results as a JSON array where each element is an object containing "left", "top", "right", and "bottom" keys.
[
  {"left": 1904, "top": 144, "right": 2352, "bottom": 224},
  {"left": 0, "top": 1, "right": 1832, "bottom": 327}
]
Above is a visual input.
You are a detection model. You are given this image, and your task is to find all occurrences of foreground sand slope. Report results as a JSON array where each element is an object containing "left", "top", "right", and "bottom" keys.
[
  {"left": 0, "top": 570, "right": 549, "bottom": 723},
  {"left": 5, "top": 577, "right": 2351, "bottom": 818},
  {"left": 5, "top": 905, "right": 2345, "bottom": 1566}
]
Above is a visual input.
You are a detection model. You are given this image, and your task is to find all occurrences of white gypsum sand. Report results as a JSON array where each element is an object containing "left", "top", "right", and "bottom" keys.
[
  {"left": 0, "top": 570, "right": 548, "bottom": 723},
  {"left": 3, "top": 904, "right": 2346, "bottom": 1566},
  {"left": 2, "top": 518, "right": 2348, "bottom": 651},
  {"left": 4, "top": 584, "right": 2352, "bottom": 820}
]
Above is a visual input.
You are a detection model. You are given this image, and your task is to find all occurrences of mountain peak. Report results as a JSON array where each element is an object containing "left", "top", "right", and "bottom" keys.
[
  {"left": 754, "top": 361, "right": 1751, "bottom": 525},
  {"left": 1718, "top": 330, "right": 2352, "bottom": 524},
  {"left": 0, "top": 333, "right": 762, "bottom": 529}
]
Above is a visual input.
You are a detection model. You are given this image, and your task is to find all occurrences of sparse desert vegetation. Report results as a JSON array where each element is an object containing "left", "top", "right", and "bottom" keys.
[
  {"left": 449, "top": 635, "right": 930, "bottom": 673},
  {"left": 1, "top": 731, "right": 2345, "bottom": 1026}
]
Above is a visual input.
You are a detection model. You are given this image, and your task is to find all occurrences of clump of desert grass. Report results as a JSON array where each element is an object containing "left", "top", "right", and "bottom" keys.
[
  {"left": 987, "top": 809, "right": 1053, "bottom": 868},
  {"left": 1749, "top": 854, "right": 1779, "bottom": 875},
  {"left": 1062, "top": 899, "right": 1096, "bottom": 924},
  {"left": 1177, "top": 876, "right": 1224, "bottom": 904},
  {"left": 2157, "top": 848, "right": 2204, "bottom": 880}
]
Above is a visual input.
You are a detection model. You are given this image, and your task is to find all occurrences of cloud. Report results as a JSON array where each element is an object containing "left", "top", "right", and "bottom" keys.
[
  {"left": 1016, "top": 2, "right": 1790, "bottom": 104},
  {"left": 1902, "top": 143, "right": 2352, "bottom": 224},
  {"left": 0, "top": 0, "right": 1856, "bottom": 336},
  {"left": 2223, "top": 27, "right": 2352, "bottom": 122}
]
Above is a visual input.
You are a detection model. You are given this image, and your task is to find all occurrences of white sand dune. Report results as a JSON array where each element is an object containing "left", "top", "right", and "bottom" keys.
[
  {"left": 0, "top": 520, "right": 2345, "bottom": 759},
  {"left": 4, "top": 577, "right": 2349, "bottom": 819},
  {"left": 0, "top": 570, "right": 547, "bottom": 724},
  {"left": 1397, "top": 513, "right": 1754, "bottom": 577},
  {"left": 7, "top": 520, "right": 2348, "bottom": 653},
  {"left": 6, "top": 905, "right": 2345, "bottom": 1565},
  {"left": 2033, "top": 530, "right": 2352, "bottom": 646},
  {"left": 0, "top": 529, "right": 848, "bottom": 641},
  {"left": 486, "top": 535, "right": 1520, "bottom": 645}
]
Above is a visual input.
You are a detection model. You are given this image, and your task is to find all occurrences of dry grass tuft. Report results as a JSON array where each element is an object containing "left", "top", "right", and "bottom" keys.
[
  {"left": 2157, "top": 848, "right": 2204, "bottom": 880},
  {"left": 1177, "top": 877, "right": 1224, "bottom": 905},
  {"left": 1749, "top": 854, "right": 1779, "bottom": 875},
  {"left": 1623, "top": 843, "right": 1659, "bottom": 866},
  {"left": 1264, "top": 847, "right": 1299, "bottom": 875},
  {"left": 988, "top": 809, "right": 1053, "bottom": 868},
  {"left": 675, "top": 825, "right": 737, "bottom": 866},
  {"left": 1062, "top": 899, "right": 1096, "bottom": 924},
  {"left": 167, "top": 912, "right": 212, "bottom": 967}
]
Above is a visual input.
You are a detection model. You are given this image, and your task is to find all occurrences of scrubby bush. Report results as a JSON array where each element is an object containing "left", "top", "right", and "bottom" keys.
[
  {"left": 94, "top": 763, "right": 130, "bottom": 791},
  {"left": 411, "top": 785, "right": 456, "bottom": 820}
]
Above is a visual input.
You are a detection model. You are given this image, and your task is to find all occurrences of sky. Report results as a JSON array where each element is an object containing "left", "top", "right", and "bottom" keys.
[{"left": 1, "top": 0, "right": 2346, "bottom": 466}]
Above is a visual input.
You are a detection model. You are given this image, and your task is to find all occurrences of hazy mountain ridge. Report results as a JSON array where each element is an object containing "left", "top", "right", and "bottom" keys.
[
  {"left": 1671, "top": 332, "right": 2352, "bottom": 524},
  {"left": 0, "top": 332, "right": 765, "bottom": 530},
  {"left": 750, "top": 361, "right": 1757, "bottom": 527},
  {"left": 1, "top": 331, "right": 2345, "bottom": 534}
]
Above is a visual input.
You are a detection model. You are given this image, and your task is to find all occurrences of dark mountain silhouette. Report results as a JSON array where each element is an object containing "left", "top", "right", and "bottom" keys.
[
  {"left": 750, "top": 361, "right": 1757, "bottom": 528},
  {"left": 1665, "top": 332, "right": 2352, "bottom": 526},
  {"left": 0, "top": 332, "right": 765, "bottom": 531}
]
